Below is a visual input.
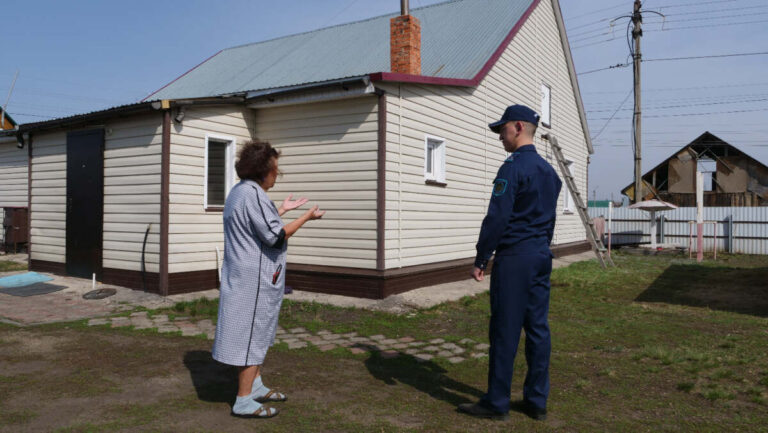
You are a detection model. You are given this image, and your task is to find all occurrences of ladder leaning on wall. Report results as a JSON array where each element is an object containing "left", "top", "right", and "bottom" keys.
[{"left": 542, "top": 133, "right": 615, "bottom": 268}]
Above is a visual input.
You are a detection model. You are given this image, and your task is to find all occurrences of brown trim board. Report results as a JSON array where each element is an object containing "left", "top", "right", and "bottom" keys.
[
  {"left": 160, "top": 110, "right": 171, "bottom": 296},
  {"left": 30, "top": 241, "right": 590, "bottom": 298},
  {"left": 376, "top": 91, "right": 387, "bottom": 271},
  {"left": 27, "top": 133, "right": 32, "bottom": 266}
]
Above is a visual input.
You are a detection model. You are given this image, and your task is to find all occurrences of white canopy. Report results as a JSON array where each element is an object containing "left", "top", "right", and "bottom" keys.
[{"left": 629, "top": 200, "right": 678, "bottom": 248}]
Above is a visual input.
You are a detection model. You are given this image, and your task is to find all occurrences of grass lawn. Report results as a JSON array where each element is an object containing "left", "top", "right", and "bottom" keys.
[
  {"left": 0, "top": 260, "right": 27, "bottom": 272},
  {"left": 0, "top": 253, "right": 766, "bottom": 432}
]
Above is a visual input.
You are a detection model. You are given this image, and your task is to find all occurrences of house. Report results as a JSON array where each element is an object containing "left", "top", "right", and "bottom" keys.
[
  {"left": 0, "top": 110, "right": 28, "bottom": 249},
  {"left": 622, "top": 132, "right": 768, "bottom": 207},
  {"left": 1, "top": 109, "right": 17, "bottom": 130},
  {"left": 0, "top": 0, "right": 593, "bottom": 298}
]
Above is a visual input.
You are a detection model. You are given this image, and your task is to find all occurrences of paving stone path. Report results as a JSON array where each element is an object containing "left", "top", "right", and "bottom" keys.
[{"left": 87, "top": 312, "right": 490, "bottom": 364}]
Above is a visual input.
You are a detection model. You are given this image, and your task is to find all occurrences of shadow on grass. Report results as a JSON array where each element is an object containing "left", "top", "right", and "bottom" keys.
[
  {"left": 364, "top": 352, "right": 483, "bottom": 407},
  {"left": 183, "top": 350, "right": 238, "bottom": 405},
  {"left": 637, "top": 265, "right": 768, "bottom": 317}
]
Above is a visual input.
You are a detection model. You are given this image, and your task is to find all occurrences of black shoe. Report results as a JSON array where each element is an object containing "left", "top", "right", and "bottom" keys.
[
  {"left": 457, "top": 402, "right": 509, "bottom": 421},
  {"left": 518, "top": 400, "right": 547, "bottom": 421}
]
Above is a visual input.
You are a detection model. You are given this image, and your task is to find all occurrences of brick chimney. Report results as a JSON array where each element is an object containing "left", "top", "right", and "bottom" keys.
[{"left": 390, "top": 0, "right": 421, "bottom": 75}]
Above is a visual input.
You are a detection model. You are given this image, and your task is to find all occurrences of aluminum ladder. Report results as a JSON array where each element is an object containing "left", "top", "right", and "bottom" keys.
[{"left": 542, "top": 133, "right": 615, "bottom": 268}]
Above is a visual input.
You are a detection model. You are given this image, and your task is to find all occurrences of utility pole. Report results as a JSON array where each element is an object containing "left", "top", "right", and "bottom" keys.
[{"left": 632, "top": 0, "right": 642, "bottom": 204}]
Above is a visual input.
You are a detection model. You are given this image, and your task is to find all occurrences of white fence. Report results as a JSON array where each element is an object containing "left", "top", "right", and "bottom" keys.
[{"left": 588, "top": 207, "right": 768, "bottom": 255}]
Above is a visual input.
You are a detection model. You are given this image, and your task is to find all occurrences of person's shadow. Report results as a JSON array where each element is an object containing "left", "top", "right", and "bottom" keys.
[
  {"left": 364, "top": 349, "right": 484, "bottom": 407},
  {"left": 183, "top": 350, "right": 238, "bottom": 405}
]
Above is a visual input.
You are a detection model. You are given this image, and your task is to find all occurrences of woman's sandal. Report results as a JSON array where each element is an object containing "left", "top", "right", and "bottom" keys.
[
  {"left": 232, "top": 405, "right": 280, "bottom": 418},
  {"left": 255, "top": 389, "right": 287, "bottom": 403}
]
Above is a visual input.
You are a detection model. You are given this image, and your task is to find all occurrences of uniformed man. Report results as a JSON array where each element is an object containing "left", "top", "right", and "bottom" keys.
[{"left": 458, "top": 104, "right": 562, "bottom": 421}]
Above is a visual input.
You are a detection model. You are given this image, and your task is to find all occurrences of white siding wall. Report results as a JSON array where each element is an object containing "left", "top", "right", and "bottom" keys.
[
  {"left": 255, "top": 97, "right": 379, "bottom": 269},
  {"left": 0, "top": 137, "right": 28, "bottom": 245},
  {"left": 29, "top": 132, "right": 67, "bottom": 264},
  {"left": 380, "top": 0, "right": 588, "bottom": 269},
  {"left": 168, "top": 106, "right": 255, "bottom": 274},
  {"left": 28, "top": 115, "right": 162, "bottom": 270},
  {"left": 103, "top": 114, "right": 162, "bottom": 273}
]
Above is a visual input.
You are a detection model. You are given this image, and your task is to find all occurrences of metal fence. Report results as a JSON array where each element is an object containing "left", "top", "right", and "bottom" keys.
[{"left": 588, "top": 207, "right": 768, "bottom": 255}]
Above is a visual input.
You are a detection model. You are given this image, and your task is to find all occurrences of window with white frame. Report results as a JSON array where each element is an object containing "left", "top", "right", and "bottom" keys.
[
  {"left": 563, "top": 160, "right": 575, "bottom": 213},
  {"left": 204, "top": 135, "right": 236, "bottom": 208},
  {"left": 424, "top": 135, "right": 446, "bottom": 184},
  {"left": 541, "top": 84, "right": 551, "bottom": 128}
]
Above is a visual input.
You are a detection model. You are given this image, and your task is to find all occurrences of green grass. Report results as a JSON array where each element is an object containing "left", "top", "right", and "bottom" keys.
[
  {"left": 0, "top": 260, "right": 27, "bottom": 272},
  {"left": 4, "top": 253, "right": 768, "bottom": 431}
]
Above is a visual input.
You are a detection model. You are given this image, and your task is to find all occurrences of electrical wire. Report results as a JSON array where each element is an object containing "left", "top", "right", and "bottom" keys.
[{"left": 590, "top": 89, "right": 634, "bottom": 141}]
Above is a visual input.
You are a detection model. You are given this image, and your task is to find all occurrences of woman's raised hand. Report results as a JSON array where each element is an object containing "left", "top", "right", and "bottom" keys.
[
  {"left": 306, "top": 205, "right": 325, "bottom": 220},
  {"left": 281, "top": 193, "right": 309, "bottom": 211}
]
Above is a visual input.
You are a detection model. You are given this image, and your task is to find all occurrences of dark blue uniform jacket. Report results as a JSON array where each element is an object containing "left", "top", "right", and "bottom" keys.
[{"left": 474, "top": 145, "right": 563, "bottom": 269}]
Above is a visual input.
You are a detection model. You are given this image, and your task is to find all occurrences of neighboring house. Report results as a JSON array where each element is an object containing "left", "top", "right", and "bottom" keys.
[
  {"left": 0, "top": 110, "right": 28, "bottom": 247},
  {"left": 1, "top": 109, "right": 17, "bottom": 130},
  {"left": 622, "top": 132, "right": 768, "bottom": 207},
  {"left": 0, "top": 0, "right": 593, "bottom": 298}
]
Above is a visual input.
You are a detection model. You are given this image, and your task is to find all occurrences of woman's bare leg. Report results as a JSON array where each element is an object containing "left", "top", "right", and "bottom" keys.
[{"left": 237, "top": 365, "right": 261, "bottom": 397}]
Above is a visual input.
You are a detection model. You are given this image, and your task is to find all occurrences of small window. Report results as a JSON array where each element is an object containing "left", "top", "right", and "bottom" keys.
[
  {"left": 204, "top": 135, "right": 236, "bottom": 208},
  {"left": 563, "top": 160, "right": 575, "bottom": 214},
  {"left": 541, "top": 84, "right": 551, "bottom": 128},
  {"left": 697, "top": 159, "right": 717, "bottom": 192},
  {"left": 424, "top": 135, "right": 446, "bottom": 184}
]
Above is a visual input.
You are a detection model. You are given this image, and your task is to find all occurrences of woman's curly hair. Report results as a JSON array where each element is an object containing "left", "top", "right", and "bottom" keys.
[{"left": 235, "top": 140, "right": 280, "bottom": 182}]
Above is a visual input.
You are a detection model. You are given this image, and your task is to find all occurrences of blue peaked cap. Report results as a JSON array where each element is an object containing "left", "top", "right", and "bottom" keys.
[{"left": 488, "top": 104, "right": 540, "bottom": 133}]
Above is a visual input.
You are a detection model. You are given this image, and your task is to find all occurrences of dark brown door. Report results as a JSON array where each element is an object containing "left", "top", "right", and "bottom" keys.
[{"left": 66, "top": 129, "right": 104, "bottom": 279}]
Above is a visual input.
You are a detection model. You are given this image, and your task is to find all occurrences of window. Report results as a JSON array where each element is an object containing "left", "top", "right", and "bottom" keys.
[
  {"left": 541, "top": 84, "right": 551, "bottom": 128},
  {"left": 563, "top": 160, "right": 575, "bottom": 213},
  {"left": 697, "top": 159, "right": 717, "bottom": 192},
  {"left": 424, "top": 135, "right": 446, "bottom": 184},
  {"left": 204, "top": 134, "right": 236, "bottom": 208}
]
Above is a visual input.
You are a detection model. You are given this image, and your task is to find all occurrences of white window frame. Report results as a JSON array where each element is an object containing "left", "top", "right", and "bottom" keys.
[
  {"left": 423, "top": 135, "right": 447, "bottom": 184},
  {"left": 563, "top": 160, "right": 575, "bottom": 214},
  {"left": 541, "top": 83, "right": 552, "bottom": 128},
  {"left": 203, "top": 133, "right": 236, "bottom": 209}
]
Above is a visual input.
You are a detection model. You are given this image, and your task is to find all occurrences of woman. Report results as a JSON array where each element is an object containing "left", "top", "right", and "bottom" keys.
[{"left": 212, "top": 140, "right": 324, "bottom": 418}]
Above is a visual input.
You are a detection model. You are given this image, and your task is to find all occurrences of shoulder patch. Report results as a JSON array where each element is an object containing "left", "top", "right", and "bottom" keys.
[
  {"left": 493, "top": 178, "right": 508, "bottom": 196},
  {"left": 504, "top": 154, "right": 515, "bottom": 163}
]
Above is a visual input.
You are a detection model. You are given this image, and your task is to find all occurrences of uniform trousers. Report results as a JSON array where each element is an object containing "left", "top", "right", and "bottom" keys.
[{"left": 481, "top": 250, "right": 553, "bottom": 413}]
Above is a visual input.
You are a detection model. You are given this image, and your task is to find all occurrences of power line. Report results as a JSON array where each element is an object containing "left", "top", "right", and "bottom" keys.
[
  {"left": 578, "top": 51, "right": 768, "bottom": 75},
  {"left": 589, "top": 107, "right": 768, "bottom": 121},
  {"left": 586, "top": 96, "right": 768, "bottom": 113},
  {"left": 590, "top": 89, "right": 633, "bottom": 142}
]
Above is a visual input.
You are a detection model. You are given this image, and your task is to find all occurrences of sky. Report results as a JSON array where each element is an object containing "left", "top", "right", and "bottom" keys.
[{"left": 2, "top": 0, "right": 767, "bottom": 201}]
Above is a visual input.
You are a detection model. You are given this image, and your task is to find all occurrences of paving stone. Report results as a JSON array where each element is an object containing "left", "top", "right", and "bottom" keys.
[
  {"left": 276, "top": 328, "right": 287, "bottom": 335},
  {"left": 408, "top": 341, "right": 425, "bottom": 347},
  {"left": 459, "top": 338, "right": 476, "bottom": 345},
  {"left": 294, "top": 333, "right": 311, "bottom": 339},
  {"left": 157, "top": 325, "right": 179, "bottom": 333},
  {"left": 318, "top": 344, "right": 337, "bottom": 352},
  {"left": 181, "top": 328, "right": 201, "bottom": 337},
  {"left": 369, "top": 335, "right": 385, "bottom": 341},
  {"left": 342, "top": 332, "right": 358, "bottom": 338},
  {"left": 206, "top": 332, "right": 215, "bottom": 340},
  {"left": 404, "top": 348, "right": 419, "bottom": 355},
  {"left": 447, "top": 356, "right": 465, "bottom": 364},
  {"left": 349, "top": 347, "right": 368, "bottom": 355},
  {"left": 471, "top": 352, "right": 488, "bottom": 359},
  {"left": 281, "top": 338, "right": 299, "bottom": 344},
  {"left": 287, "top": 341, "right": 308, "bottom": 349},
  {"left": 380, "top": 339, "right": 398, "bottom": 345},
  {"left": 132, "top": 321, "right": 155, "bottom": 330},
  {"left": 398, "top": 337, "right": 415, "bottom": 343},
  {"left": 429, "top": 338, "right": 445, "bottom": 344},
  {"left": 349, "top": 337, "right": 370, "bottom": 343},
  {"left": 197, "top": 319, "right": 214, "bottom": 328},
  {"left": 321, "top": 334, "right": 342, "bottom": 341},
  {"left": 317, "top": 330, "right": 331, "bottom": 335},
  {"left": 392, "top": 343, "right": 409, "bottom": 349},
  {"left": 452, "top": 347, "right": 466, "bottom": 355},
  {"left": 173, "top": 316, "right": 190, "bottom": 321},
  {"left": 87, "top": 318, "right": 109, "bottom": 326},
  {"left": 111, "top": 319, "right": 131, "bottom": 328},
  {"left": 381, "top": 350, "right": 399, "bottom": 359},
  {"left": 421, "top": 345, "right": 439, "bottom": 352},
  {"left": 441, "top": 343, "right": 460, "bottom": 350},
  {"left": 474, "top": 343, "right": 490, "bottom": 351},
  {"left": 414, "top": 353, "right": 434, "bottom": 362},
  {"left": 151, "top": 315, "right": 169, "bottom": 323},
  {"left": 289, "top": 327, "right": 306, "bottom": 333},
  {"left": 130, "top": 311, "right": 148, "bottom": 318},
  {"left": 336, "top": 340, "right": 353, "bottom": 347},
  {"left": 437, "top": 351, "right": 454, "bottom": 358}
]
